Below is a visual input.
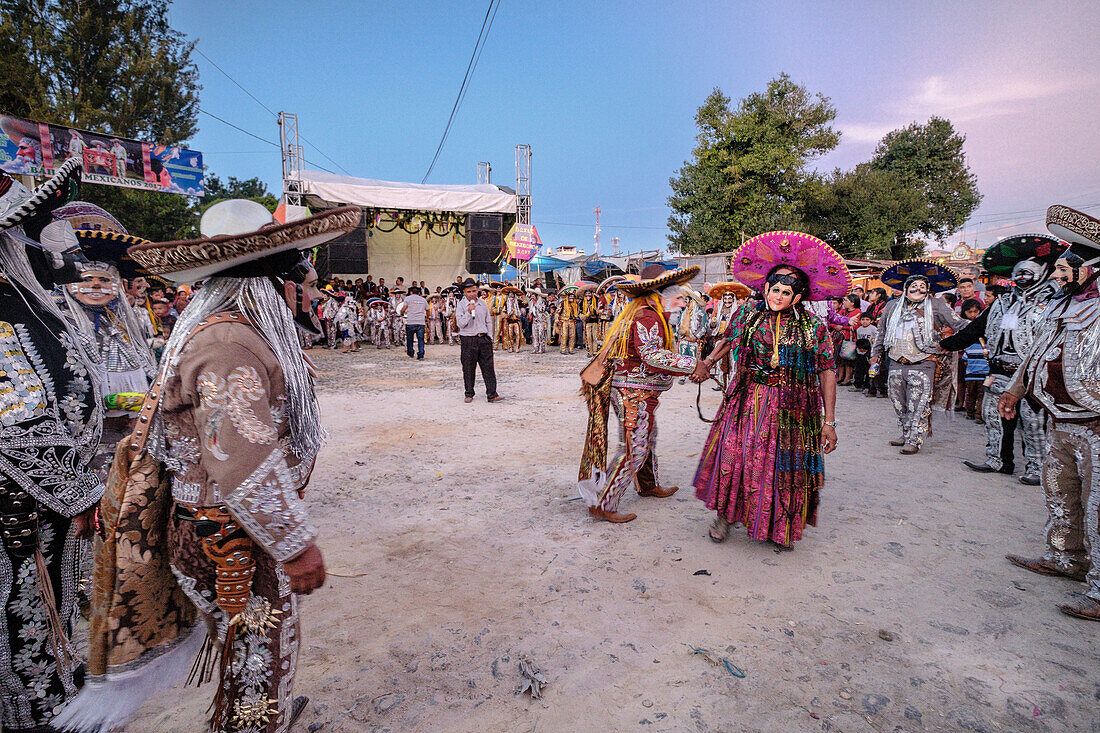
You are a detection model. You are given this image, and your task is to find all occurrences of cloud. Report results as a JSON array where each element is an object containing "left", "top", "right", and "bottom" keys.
[
  {"left": 899, "top": 73, "right": 1092, "bottom": 122},
  {"left": 837, "top": 122, "right": 896, "bottom": 145}
]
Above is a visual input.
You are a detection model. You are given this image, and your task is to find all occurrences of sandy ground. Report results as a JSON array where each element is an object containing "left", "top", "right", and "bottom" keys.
[{"left": 128, "top": 342, "right": 1100, "bottom": 733}]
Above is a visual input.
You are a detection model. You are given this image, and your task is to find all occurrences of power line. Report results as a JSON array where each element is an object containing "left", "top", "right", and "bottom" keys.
[
  {"left": 197, "top": 107, "right": 337, "bottom": 175},
  {"left": 536, "top": 220, "right": 668, "bottom": 231},
  {"left": 195, "top": 47, "right": 352, "bottom": 176},
  {"left": 422, "top": 0, "right": 500, "bottom": 183}
]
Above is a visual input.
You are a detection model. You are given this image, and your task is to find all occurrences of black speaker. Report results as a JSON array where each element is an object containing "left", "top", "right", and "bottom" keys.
[{"left": 466, "top": 213, "right": 503, "bottom": 274}]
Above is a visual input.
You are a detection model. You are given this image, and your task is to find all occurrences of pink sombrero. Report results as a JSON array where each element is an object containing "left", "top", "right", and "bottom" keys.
[{"left": 731, "top": 231, "right": 851, "bottom": 302}]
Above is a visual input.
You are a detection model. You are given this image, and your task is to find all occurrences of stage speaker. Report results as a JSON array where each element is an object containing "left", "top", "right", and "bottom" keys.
[{"left": 466, "top": 213, "right": 503, "bottom": 274}]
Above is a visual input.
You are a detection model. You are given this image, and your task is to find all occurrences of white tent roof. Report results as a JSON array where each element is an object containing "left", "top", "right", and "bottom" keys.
[{"left": 300, "top": 170, "right": 516, "bottom": 214}]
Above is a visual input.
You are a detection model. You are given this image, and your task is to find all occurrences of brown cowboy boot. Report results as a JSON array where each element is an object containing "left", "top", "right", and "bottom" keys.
[
  {"left": 1006, "top": 554, "right": 1088, "bottom": 582},
  {"left": 588, "top": 506, "right": 637, "bottom": 523},
  {"left": 1059, "top": 597, "right": 1100, "bottom": 622},
  {"left": 638, "top": 485, "right": 680, "bottom": 498}
]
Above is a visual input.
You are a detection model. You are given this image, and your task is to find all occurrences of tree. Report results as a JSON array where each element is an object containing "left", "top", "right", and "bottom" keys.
[
  {"left": 805, "top": 117, "right": 981, "bottom": 259},
  {"left": 201, "top": 175, "right": 278, "bottom": 214},
  {"left": 0, "top": 0, "right": 200, "bottom": 143},
  {"left": 79, "top": 184, "right": 198, "bottom": 241},
  {"left": 668, "top": 74, "right": 839, "bottom": 254}
]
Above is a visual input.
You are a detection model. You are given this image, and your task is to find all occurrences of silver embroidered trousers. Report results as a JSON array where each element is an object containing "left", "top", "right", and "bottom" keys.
[
  {"left": 980, "top": 373, "right": 1046, "bottom": 473},
  {"left": 531, "top": 318, "right": 548, "bottom": 353},
  {"left": 888, "top": 359, "right": 936, "bottom": 448},
  {"left": 1042, "top": 419, "right": 1100, "bottom": 602}
]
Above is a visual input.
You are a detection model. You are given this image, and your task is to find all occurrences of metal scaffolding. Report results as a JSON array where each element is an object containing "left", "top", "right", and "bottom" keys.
[
  {"left": 278, "top": 111, "right": 304, "bottom": 206},
  {"left": 515, "top": 144, "right": 531, "bottom": 225},
  {"left": 478, "top": 161, "right": 492, "bottom": 185}
]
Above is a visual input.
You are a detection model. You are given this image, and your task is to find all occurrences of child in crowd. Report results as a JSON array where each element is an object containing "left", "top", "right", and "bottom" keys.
[
  {"left": 957, "top": 298, "right": 987, "bottom": 422},
  {"left": 854, "top": 311, "right": 878, "bottom": 393}
]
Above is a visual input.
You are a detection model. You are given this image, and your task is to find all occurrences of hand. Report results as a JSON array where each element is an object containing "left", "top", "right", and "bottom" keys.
[
  {"left": 73, "top": 507, "right": 96, "bottom": 539},
  {"left": 282, "top": 542, "right": 326, "bottom": 595},
  {"left": 998, "top": 393, "right": 1019, "bottom": 421},
  {"left": 869, "top": 357, "right": 879, "bottom": 367},
  {"left": 467, "top": 303, "right": 477, "bottom": 314},
  {"left": 690, "top": 360, "right": 711, "bottom": 383},
  {"left": 821, "top": 423, "right": 838, "bottom": 454}
]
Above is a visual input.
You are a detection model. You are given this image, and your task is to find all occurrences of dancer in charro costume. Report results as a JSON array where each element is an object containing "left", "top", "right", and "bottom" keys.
[
  {"left": 691, "top": 232, "right": 843, "bottom": 549},
  {"left": 1000, "top": 205, "right": 1100, "bottom": 622},
  {"left": 870, "top": 260, "right": 968, "bottom": 454},
  {"left": 577, "top": 264, "right": 700, "bottom": 523},
  {"left": 706, "top": 281, "right": 750, "bottom": 391},
  {"left": 942, "top": 234, "right": 1066, "bottom": 484},
  {"left": 0, "top": 160, "right": 107, "bottom": 732},
  {"left": 57, "top": 200, "right": 360, "bottom": 732},
  {"left": 52, "top": 202, "right": 159, "bottom": 481},
  {"left": 528, "top": 288, "right": 549, "bottom": 354}
]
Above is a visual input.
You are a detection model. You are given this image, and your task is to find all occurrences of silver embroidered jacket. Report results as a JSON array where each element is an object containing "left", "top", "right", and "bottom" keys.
[
  {"left": 1007, "top": 297, "right": 1100, "bottom": 421},
  {"left": 983, "top": 280, "right": 1059, "bottom": 362},
  {"left": 161, "top": 320, "right": 316, "bottom": 562}
]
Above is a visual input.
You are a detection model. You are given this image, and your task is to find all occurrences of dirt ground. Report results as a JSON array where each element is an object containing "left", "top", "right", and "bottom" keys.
[{"left": 129, "top": 343, "right": 1100, "bottom": 732}]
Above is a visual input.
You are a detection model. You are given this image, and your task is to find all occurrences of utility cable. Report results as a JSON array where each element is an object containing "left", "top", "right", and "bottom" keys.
[{"left": 422, "top": 0, "right": 500, "bottom": 183}]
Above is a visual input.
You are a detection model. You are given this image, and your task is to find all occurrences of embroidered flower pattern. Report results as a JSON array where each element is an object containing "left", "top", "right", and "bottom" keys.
[{"left": 197, "top": 365, "right": 278, "bottom": 459}]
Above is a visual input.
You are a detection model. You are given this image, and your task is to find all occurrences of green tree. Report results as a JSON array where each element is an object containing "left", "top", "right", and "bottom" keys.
[
  {"left": 0, "top": 0, "right": 200, "bottom": 143},
  {"left": 805, "top": 117, "right": 981, "bottom": 259},
  {"left": 79, "top": 184, "right": 197, "bottom": 241},
  {"left": 668, "top": 74, "right": 839, "bottom": 254},
  {"left": 201, "top": 175, "right": 278, "bottom": 214}
]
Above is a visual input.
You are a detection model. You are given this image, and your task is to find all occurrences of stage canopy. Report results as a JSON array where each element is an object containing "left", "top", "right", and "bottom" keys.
[
  {"left": 301, "top": 170, "right": 516, "bottom": 214},
  {"left": 300, "top": 170, "right": 517, "bottom": 284}
]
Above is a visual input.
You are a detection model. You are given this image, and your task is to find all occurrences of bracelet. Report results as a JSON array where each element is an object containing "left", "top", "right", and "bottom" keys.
[{"left": 824, "top": 420, "right": 837, "bottom": 427}]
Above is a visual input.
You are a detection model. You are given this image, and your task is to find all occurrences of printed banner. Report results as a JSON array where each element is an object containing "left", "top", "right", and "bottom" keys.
[
  {"left": 504, "top": 223, "right": 542, "bottom": 262},
  {"left": 0, "top": 114, "right": 204, "bottom": 196}
]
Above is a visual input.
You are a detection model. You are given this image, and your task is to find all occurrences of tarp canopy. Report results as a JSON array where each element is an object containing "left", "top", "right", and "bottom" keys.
[{"left": 300, "top": 170, "right": 516, "bottom": 214}]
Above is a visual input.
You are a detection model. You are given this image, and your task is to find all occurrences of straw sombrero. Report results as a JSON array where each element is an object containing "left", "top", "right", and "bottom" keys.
[
  {"left": 1047, "top": 204, "right": 1100, "bottom": 264},
  {"left": 502, "top": 285, "right": 523, "bottom": 295},
  {"left": 617, "top": 264, "right": 700, "bottom": 298},
  {"left": 708, "top": 281, "right": 751, "bottom": 300},
  {"left": 128, "top": 199, "right": 361, "bottom": 284},
  {"left": 731, "top": 231, "right": 850, "bottom": 302},
  {"left": 880, "top": 258, "right": 959, "bottom": 294},
  {"left": 980, "top": 233, "right": 1066, "bottom": 276}
]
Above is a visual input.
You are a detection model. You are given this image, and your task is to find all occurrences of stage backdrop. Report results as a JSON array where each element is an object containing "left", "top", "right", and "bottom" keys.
[{"left": 0, "top": 114, "right": 203, "bottom": 196}]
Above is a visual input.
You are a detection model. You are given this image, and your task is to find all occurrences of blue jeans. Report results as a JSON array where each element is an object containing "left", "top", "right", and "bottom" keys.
[{"left": 406, "top": 324, "right": 425, "bottom": 358}]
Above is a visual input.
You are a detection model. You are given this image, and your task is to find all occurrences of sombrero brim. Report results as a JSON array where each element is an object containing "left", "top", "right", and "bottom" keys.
[
  {"left": 128, "top": 205, "right": 362, "bottom": 284},
  {"left": 76, "top": 230, "right": 151, "bottom": 280},
  {"left": 366, "top": 298, "right": 385, "bottom": 307},
  {"left": 502, "top": 286, "right": 523, "bottom": 295},
  {"left": 596, "top": 275, "right": 626, "bottom": 294},
  {"left": 708, "top": 281, "right": 751, "bottom": 300},
  {"left": 980, "top": 234, "right": 1065, "bottom": 276},
  {"left": 1047, "top": 205, "right": 1100, "bottom": 261},
  {"left": 617, "top": 265, "right": 700, "bottom": 297},
  {"left": 0, "top": 158, "right": 82, "bottom": 232},
  {"left": 731, "top": 231, "right": 850, "bottom": 302},
  {"left": 880, "top": 259, "right": 959, "bottom": 293}
]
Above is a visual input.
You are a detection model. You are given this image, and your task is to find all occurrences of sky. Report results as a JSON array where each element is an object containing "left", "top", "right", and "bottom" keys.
[{"left": 169, "top": 0, "right": 1100, "bottom": 256}]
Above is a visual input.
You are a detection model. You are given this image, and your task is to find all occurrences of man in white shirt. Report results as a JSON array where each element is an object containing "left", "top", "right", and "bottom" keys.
[
  {"left": 399, "top": 285, "right": 429, "bottom": 359},
  {"left": 455, "top": 279, "right": 502, "bottom": 403}
]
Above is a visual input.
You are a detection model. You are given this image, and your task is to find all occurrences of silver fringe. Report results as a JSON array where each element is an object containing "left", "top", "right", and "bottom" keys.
[
  {"left": 147, "top": 277, "right": 325, "bottom": 463},
  {"left": 61, "top": 282, "right": 158, "bottom": 380}
]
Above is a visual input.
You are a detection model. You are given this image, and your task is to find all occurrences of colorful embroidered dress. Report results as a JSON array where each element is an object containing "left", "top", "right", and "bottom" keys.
[{"left": 693, "top": 302, "right": 835, "bottom": 545}]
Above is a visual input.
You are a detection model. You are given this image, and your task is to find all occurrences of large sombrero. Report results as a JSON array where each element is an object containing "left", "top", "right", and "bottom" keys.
[
  {"left": 365, "top": 297, "right": 386, "bottom": 308},
  {"left": 596, "top": 275, "right": 627, "bottom": 294},
  {"left": 502, "top": 285, "right": 523, "bottom": 295},
  {"left": 1047, "top": 204, "right": 1100, "bottom": 265},
  {"left": 128, "top": 199, "right": 362, "bottom": 284},
  {"left": 731, "top": 231, "right": 850, "bottom": 302},
  {"left": 708, "top": 281, "right": 751, "bottom": 300},
  {"left": 52, "top": 201, "right": 151, "bottom": 279},
  {"left": 880, "top": 258, "right": 959, "bottom": 294},
  {"left": 0, "top": 157, "right": 82, "bottom": 238},
  {"left": 617, "top": 264, "right": 700, "bottom": 298},
  {"left": 980, "top": 233, "right": 1066, "bottom": 276}
]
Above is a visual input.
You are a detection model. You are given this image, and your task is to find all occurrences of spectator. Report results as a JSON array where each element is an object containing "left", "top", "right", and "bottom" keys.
[
  {"left": 958, "top": 298, "right": 988, "bottom": 422},
  {"left": 832, "top": 294, "right": 861, "bottom": 386},
  {"left": 853, "top": 311, "right": 878, "bottom": 393},
  {"left": 955, "top": 278, "right": 983, "bottom": 311},
  {"left": 400, "top": 285, "right": 429, "bottom": 359}
]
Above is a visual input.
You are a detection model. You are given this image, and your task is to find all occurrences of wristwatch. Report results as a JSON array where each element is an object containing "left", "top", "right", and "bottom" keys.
[{"left": 824, "top": 420, "right": 837, "bottom": 427}]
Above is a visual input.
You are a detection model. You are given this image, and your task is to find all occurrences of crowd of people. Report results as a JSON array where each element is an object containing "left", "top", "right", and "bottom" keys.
[{"left": 0, "top": 154, "right": 1098, "bottom": 733}]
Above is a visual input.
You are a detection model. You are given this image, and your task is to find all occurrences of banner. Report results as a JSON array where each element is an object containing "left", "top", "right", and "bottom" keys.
[
  {"left": 0, "top": 114, "right": 204, "bottom": 196},
  {"left": 504, "top": 223, "right": 542, "bottom": 262}
]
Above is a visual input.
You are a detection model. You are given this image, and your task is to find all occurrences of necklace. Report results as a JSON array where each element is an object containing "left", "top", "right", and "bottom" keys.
[{"left": 770, "top": 312, "right": 783, "bottom": 369}]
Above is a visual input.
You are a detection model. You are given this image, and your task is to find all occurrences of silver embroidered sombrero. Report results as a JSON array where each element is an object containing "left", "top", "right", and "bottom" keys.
[
  {"left": 128, "top": 199, "right": 362, "bottom": 283},
  {"left": 1047, "top": 204, "right": 1100, "bottom": 265}
]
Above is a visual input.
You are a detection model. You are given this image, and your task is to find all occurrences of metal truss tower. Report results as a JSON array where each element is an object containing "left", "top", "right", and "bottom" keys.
[
  {"left": 478, "top": 161, "right": 492, "bottom": 184},
  {"left": 593, "top": 206, "right": 601, "bottom": 258},
  {"left": 278, "top": 112, "right": 304, "bottom": 206},
  {"left": 515, "top": 144, "right": 531, "bottom": 226}
]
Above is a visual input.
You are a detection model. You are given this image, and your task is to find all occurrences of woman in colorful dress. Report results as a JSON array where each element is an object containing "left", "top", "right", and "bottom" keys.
[{"left": 691, "top": 232, "right": 846, "bottom": 549}]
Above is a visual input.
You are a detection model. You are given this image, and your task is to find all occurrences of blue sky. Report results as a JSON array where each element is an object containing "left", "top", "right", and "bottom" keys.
[{"left": 170, "top": 0, "right": 1099, "bottom": 255}]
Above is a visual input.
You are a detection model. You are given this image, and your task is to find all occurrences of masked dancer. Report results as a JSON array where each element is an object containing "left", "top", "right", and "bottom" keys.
[
  {"left": 706, "top": 282, "right": 749, "bottom": 391},
  {"left": 577, "top": 265, "right": 700, "bottom": 523},
  {"left": 0, "top": 161, "right": 107, "bottom": 732},
  {"left": 942, "top": 235, "right": 1066, "bottom": 484},
  {"left": 691, "top": 232, "right": 844, "bottom": 548},
  {"left": 57, "top": 200, "right": 361, "bottom": 733},
  {"left": 999, "top": 206, "right": 1100, "bottom": 622},
  {"left": 871, "top": 260, "right": 968, "bottom": 454},
  {"left": 529, "top": 288, "right": 549, "bottom": 354}
]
